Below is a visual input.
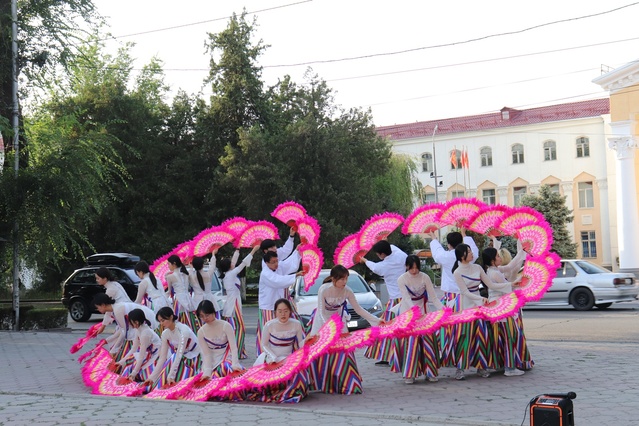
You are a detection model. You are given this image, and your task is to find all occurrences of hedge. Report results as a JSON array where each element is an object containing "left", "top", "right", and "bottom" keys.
[{"left": 0, "top": 305, "right": 68, "bottom": 331}]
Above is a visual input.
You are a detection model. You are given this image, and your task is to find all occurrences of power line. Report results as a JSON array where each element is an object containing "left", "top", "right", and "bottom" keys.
[{"left": 263, "top": 2, "right": 639, "bottom": 68}]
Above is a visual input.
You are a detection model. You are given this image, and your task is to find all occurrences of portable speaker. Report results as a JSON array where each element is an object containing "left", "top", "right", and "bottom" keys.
[{"left": 530, "top": 393, "right": 575, "bottom": 426}]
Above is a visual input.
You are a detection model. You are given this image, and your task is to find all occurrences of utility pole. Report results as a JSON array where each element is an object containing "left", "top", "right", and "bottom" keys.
[{"left": 11, "top": 0, "right": 20, "bottom": 331}]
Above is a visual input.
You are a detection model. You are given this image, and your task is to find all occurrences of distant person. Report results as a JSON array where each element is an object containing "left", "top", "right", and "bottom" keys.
[
  {"left": 94, "top": 267, "right": 131, "bottom": 335},
  {"left": 134, "top": 261, "right": 170, "bottom": 313},
  {"left": 188, "top": 256, "right": 215, "bottom": 312},
  {"left": 165, "top": 255, "right": 198, "bottom": 333}
]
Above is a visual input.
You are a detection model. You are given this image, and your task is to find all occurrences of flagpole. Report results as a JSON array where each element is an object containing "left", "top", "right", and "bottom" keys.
[
  {"left": 431, "top": 125, "right": 439, "bottom": 204},
  {"left": 454, "top": 145, "right": 459, "bottom": 195},
  {"left": 466, "top": 146, "right": 471, "bottom": 198}
]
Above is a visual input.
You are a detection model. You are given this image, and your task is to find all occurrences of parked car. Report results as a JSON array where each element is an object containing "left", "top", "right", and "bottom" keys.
[
  {"left": 526, "top": 259, "right": 639, "bottom": 311},
  {"left": 61, "top": 253, "right": 141, "bottom": 322},
  {"left": 291, "top": 269, "right": 383, "bottom": 330}
]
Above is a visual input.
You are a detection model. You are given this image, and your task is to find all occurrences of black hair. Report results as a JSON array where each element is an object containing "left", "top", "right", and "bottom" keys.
[
  {"left": 192, "top": 257, "right": 205, "bottom": 291},
  {"left": 482, "top": 248, "right": 498, "bottom": 273},
  {"left": 156, "top": 306, "right": 177, "bottom": 322},
  {"left": 128, "top": 308, "right": 151, "bottom": 327},
  {"left": 217, "top": 257, "right": 232, "bottom": 279},
  {"left": 452, "top": 243, "right": 471, "bottom": 274},
  {"left": 405, "top": 254, "right": 421, "bottom": 270},
  {"left": 95, "top": 267, "right": 112, "bottom": 281},
  {"left": 372, "top": 240, "right": 392, "bottom": 256},
  {"left": 274, "top": 298, "right": 292, "bottom": 312},
  {"left": 93, "top": 293, "right": 115, "bottom": 307},
  {"left": 446, "top": 232, "right": 463, "bottom": 248},
  {"left": 196, "top": 299, "right": 216, "bottom": 317},
  {"left": 260, "top": 239, "right": 277, "bottom": 252},
  {"left": 167, "top": 254, "right": 188, "bottom": 275},
  {"left": 263, "top": 251, "right": 278, "bottom": 264},
  {"left": 323, "top": 264, "right": 349, "bottom": 283},
  {"left": 135, "top": 261, "right": 158, "bottom": 290}
]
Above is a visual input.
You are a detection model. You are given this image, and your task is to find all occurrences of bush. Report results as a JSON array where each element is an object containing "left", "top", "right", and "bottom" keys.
[{"left": 0, "top": 305, "right": 68, "bottom": 330}]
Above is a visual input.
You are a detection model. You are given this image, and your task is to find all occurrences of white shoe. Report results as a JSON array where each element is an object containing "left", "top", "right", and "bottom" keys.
[
  {"left": 404, "top": 378, "right": 415, "bottom": 384},
  {"left": 477, "top": 368, "right": 491, "bottom": 378},
  {"left": 455, "top": 369, "right": 465, "bottom": 380},
  {"left": 504, "top": 368, "right": 525, "bottom": 377},
  {"left": 427, "top": 376, "right": 439, "bottom": 382}
]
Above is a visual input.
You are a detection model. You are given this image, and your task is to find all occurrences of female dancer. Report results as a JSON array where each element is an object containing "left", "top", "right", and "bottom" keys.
[
  {"left": 144, "top": 307, "right": 201, "bottom": 389},
  {"left": 449, "top": 244, "right": 511, "bottom": 380},
  {"left": 117, "top": 308, "right": 162, "bottom": 382},
  {"left": 250, "top": 298, "right": 308, "bottom": 403},
  {"left": 196, "top": 300, "right": 242, "bottom": 379},
  {"left": 391, "top": 255, "right": 444, "bottom": 384},
  {"left": 95, "top": 267, "right": 131, "bottom": 335},
  {"left": 189, "top": 256, "right": 214, "bottom": 313},
  {"left": 166, "top": 255, "right": 198, "bottom": 332},
  {"left": 134, "top": 261, "right": 170, "bottom": 313},
  {"left": 217, "top": 245, "right": 259, "bottom": 359},
  {"left": 482, "top": 241, "right": 533, "bottom": 376},
  {"left": 307, "top": 265, "right": 383, "bottom": 394}
]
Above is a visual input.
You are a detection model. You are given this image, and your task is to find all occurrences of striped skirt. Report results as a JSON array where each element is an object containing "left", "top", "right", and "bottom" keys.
[
  {"left": 364, "top": 298, "right": 401, "bottom": 362},
  {"left": 439, "top": 292, "right": 461, "bottom": 364},
  {"left": 154, "top": 354, "right": 201, "bottom": 389},
  {"left": 255, "top": 309, "right": 276, "bottom": 357},
  {"left": 245, "top": 370, "right": 309, "bottom": 403},
  {"left": 390, "top": 333, "right": 440, "bottom": 380},
  {"left": 470, "top": 319, "right": 499, "bottom": 370},
  {"left": 112, "top": 339, "right": 133, "bottom": 364},
  {"left": 494, "top": 314, "right": 534, "bottom": 370},
  {"left": 224, "top": 299, "right": 248, "bottom": 359},
  {"left": 120, "top": 348, "right": 159, "bottom": 382},
  {"left": 308, "top": 351, "right": 363, "bottom": 395}
]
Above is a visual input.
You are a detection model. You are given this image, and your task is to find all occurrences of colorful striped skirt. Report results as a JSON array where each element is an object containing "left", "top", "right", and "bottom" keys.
[
  {"left": 364, "top": 298, "right": 401, "bottom": 362},
  {"left": 470, "top": 319, "right": 499, "bottom": 370},
  {"left": 308, "top": 351, "right": 363, "bottom": 395},
  {"left": 439, "top": 292, "right": 461, "bottom": 363},
  {"left": 120, "top": 348, "right": 159, "bottom": 382},
  {"left": 224, "top": 299, "right": 248, "bottom": 359},
  {"left": 255, "top": 309, "right": 276, "bottom": 357},
  {"left": 154, "top": 353, "right": 201, "bottom": 389},
  {"left": 390, "top": 333, "right": 440, "bottom": 380},
  {"left": 245, "top": 370, "right": 309, "bottom": 403},
  {"left": 493, "top": 314, "right": 534, "bottom": 370},
  {"left": 112, "top": 339, "right": 133, "bottom": 364}
]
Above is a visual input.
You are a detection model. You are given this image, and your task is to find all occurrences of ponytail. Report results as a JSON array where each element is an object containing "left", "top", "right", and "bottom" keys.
[{"left": 149, "top": 272, "right": 158, "bottom": 290}]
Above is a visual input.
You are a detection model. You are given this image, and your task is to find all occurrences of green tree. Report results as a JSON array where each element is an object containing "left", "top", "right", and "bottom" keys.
[{"left": 520, "top": 184, "right": 577, "bottom": 258}]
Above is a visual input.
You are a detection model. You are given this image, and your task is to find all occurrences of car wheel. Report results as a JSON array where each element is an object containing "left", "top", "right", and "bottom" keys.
[
  {"left": 69, "top": 299, "right": 91, "bottom": 322},
  {"left": 595, "top": 302, "right": 613, "bottom": 310},
  {"left": 570, "top": 288, "right": 595, "bottom": 311}
]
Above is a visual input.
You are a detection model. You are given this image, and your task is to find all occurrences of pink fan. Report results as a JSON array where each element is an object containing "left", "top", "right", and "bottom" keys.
[
  {"left": 466, "top": 205, "right": 509, "bottom": 236},
  {"left": 300, "top": 244, "right": 323, "bottom": 292},
  {"left": 328, "top": 328, "right": 379, "bottom": 353},
  {"left": 479, "top": 293, "right": 525, "bottom": 323},
  {"left": 296, "top": 216, "right": 321, "bottom": 245},
  {"left": 192, "top": 227, "right": 235, "bottom": 257},
  {"left": 440, "top": 307, "right": 481, "bottom": 327},
  {"left": 181, "top": 376, "right": 228, "bottom": 402},
  {"left": 436, "top": 198, "right": 484, "bottom": 228},
  {"left": 271, "top": 201, "right": 307, "bottom": 228},
  {"left": 545, "top": 252, "right": 561, "bottom": 269},
  {"left": 144, "top": 373, "right": 203, "bottom": 400},
  {"left": 401, "top": 204, "right": 442, "bottom": 234},
  {"left": 516, "top": 224, "right": 553, "bottom": 257},
  {"left": 302, "top": 315, "right": 342, "bottom": 365},
  {"left": 221, "top": 217, "right": 252, "bottom": 239},
  {"left": 241, "top": 348, "right": 307, "bottom": 390},
  {"left": 496, "top": 206, "right": 545, "bottom": 235},
  {"left": 211, "top": 369, "right": 252, "bottom": 399},
  {"left": 236, "top": 221, "right": 278, "bottom": 248},
  {"left": 94, "top": 372, "right": 145, "bottom": 397},
  {"left": 81, "top": 348, "right": 112, "bottom": 388},
  {"left": 173, "top": 242, "right": 194, "bottom": 264},
  {"left": 408, "top": 309, "right": 450, "bottom": 336},
  {"left": 333, "top": 233, "right": 367, "bottom": 268},
  {"left": 150, "top": 253, "right": 172, "bottom": 289},
  {"left": 78, "top": 339, "right": 107, "bottom": 364},
  {"left": 377, "top": 305, "right": 420, "bottom": 339},
  {"left": 358, "top": 213, "right": 404, "bottom": 249},
  {"left": 70, "top": 323, "right": 102, "bottom": 354},
  {"left": 516, "top": 259, "right": 555, "bottom": 301}
]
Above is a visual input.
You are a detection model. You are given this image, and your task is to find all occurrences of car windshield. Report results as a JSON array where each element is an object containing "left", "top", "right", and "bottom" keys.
[
  {"left": 124, "top": 269, "right": 141, "bottom": 283},
  {"left": 574, "top": 260, "right": 611, "bottom": 274},
  {"left": 211, "top": 273, "right": 222, "bottom": 292},
  {"left": 299, "top": 272, "right": 369, "bottom": 296}
]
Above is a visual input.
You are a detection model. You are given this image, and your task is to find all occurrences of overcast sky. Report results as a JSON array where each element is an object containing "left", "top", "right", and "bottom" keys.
[{"left": 92, "top": 0, "right": 639, "bottom": 126}]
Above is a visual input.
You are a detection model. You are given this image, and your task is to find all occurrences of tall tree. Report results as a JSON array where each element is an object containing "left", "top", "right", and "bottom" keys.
[{"left": 521, "top": 184, "right": 577, "bottom": 258}]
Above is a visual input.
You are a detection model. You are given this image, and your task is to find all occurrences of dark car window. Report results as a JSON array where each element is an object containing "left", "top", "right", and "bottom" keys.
[
  {"left": 574, "top": 261, "right": 609, "bottom": 274},
  {"left": 211, "top": 274, "right": 222, "bottom": 292},
  {"left": 557, "top": 262, "right": 577, "bottom": 278},
  {"left": 300, "top": 273, "right": 369, "bottom": 296},
  {"left": 110, "top": 268, "right": 132, "bottom": 285},
  {"left": 70, "top": 270, "right": 98, "bottom": 285}
]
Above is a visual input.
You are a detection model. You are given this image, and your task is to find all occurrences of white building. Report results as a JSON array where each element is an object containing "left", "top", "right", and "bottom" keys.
[{"left": 377, "top": 99, "right": 617, "bottom": 269}]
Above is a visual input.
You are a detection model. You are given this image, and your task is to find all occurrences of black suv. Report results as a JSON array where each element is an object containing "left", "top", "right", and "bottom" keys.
[{"left": 61, "top": 253, "right": 141, "bottom": 322}]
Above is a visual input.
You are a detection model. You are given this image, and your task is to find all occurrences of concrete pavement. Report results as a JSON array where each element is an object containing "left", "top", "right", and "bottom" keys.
[{"left": 1, "top": 321, "right": 637, "bottom": 425}]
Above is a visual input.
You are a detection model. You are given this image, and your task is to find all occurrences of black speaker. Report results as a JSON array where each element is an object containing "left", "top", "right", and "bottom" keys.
[{"left": 530, "top": 393, "right": 575, "bottom": 426}]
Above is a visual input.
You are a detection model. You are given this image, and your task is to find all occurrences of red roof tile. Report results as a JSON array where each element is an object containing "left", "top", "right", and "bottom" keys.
[{"left": 376, "top": 99, "right": 610, "bottom": 141}]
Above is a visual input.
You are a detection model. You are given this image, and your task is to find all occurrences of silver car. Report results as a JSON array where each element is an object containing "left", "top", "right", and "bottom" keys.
[
  {"left": 527, "top": 259, "right": 638, "bottom": 311},
  {"left": 291, "top": 269, "right": 383, "bottom": 330}
]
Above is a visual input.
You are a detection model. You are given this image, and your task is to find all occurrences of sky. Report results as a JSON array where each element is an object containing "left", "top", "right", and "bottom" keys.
[{"left": 91, "top": 0, "right": 639, "bottom": 127}]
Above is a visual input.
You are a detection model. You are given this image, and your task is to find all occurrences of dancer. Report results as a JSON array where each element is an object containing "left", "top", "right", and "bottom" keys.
[
  {"left": 256, "top": 251, "right": 305, "bottom": 356},
  {"left": 259, "top": 225, "right": 299, "bottom": 275},
  {"left": 134, "top": 261, "right": 170, "bottom": 313},
  {"left": 116, "top": 308, "right": 162, "bottom": 382},
  {"left": 144, "top": 307, "right": 201, "bottom": 389},
  {"left": 95, "top": 267, "right": 131, "bottom": 334},
  {"left": 359, "top": 240, "right": 407, "bottom": 365},
  {"left": 217, "top": 245, "right": 260, "bottom": 359},
  {"left": 166, "top": 255, "right": 198, "bottom": 332},
  {"left": 391, "top": 255, "right": 444, "bottom": 384},
  {"left": 251, "top": 298, "right": 308, "bottom": 403},
  {"left": 449, "top": 244, "right": 510, "bottom": 380},
  {"left": 188, "top": 256, "right": 215, "bottom": 312},
  {"left": 307, "top": 265, "right": 383, "bottom": 394},
  {"left": 196, "top": 300, "right": 242, "bottom": 380},
  {"left": 482, "top": 241, "right": 533, "bottom": 375}
]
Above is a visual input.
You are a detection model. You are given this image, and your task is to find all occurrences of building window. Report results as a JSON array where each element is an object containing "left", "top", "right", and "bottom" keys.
[
  {"left": 451, "top": 190, "right": 465, "bottom": 199},
  {"left": 576, "top": 137, "right": 590, "bottom": 158},
  {"left": 450, "top": 149, "right": 462, "bottom": 169},
  {"left": 480, "top": 147, "right": 492, "bottom": 167},
  {"left": 578, "top": 182, "right": 594, "bottom": 208},
  {"left": 513, "top": 186, "right": 527, "bottom": 206},
  {"left": 422, "top": 192, "right": 436, "bottom": 204},
  {"left": 544, "top": 140, "right": 557, "bottom": 161},
  {"left": 512, "top": 144, "right": 524, "bottom": 164},
  {"left": 421, "top": 153, "right": 433, "bottom": 173},
  {"left": 548, "top": 184, "right": 560, "bottom": 194},
  {"left": 581, "top": 231, "right": 597, "bottom": 258},
  {"left": 482, "top": 189, "right": 496, "bottom": 205}
]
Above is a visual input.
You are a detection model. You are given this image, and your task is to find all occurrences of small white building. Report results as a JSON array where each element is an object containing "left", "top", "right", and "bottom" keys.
[{"left": 377, "top": 99, "right": 618, "bottom": 269}]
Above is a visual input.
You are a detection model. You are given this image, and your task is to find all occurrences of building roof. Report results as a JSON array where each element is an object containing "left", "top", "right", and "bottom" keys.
[{"left": 376, "top": 98, "right": 610, "bottom": 141}]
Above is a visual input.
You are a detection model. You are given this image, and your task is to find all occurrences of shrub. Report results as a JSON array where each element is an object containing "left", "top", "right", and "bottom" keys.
[{"left": 0, "top": 305, "right": 68, "bottom": 330}]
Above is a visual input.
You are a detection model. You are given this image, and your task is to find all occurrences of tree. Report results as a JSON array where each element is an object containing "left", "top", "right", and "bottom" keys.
[{"left": 520, "top": 184, "right": 577, "bottom": 258}]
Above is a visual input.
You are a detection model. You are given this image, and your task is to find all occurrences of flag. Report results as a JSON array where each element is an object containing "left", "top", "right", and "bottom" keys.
[
  {"left": 450, "top": 147, "right": 457, "bottom": 169},
  {"left": 461, "top": 147, "right": 469, "bottom": 169}
]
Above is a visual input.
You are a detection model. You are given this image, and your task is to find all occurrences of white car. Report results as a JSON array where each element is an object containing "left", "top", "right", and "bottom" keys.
[
  {"left": 527, "top": 259, "right": 638, "bottom": 311},
  {"left": 291, "top": 269, "right": 383, "bottom": 330}
]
